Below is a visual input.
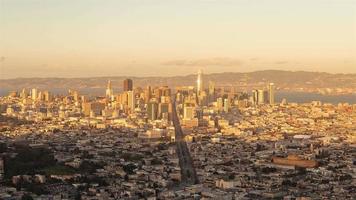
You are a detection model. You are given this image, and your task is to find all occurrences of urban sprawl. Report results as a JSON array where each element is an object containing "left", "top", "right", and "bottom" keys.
[{"left": 0, "top": 70, "right": 355, "bottom": 200}]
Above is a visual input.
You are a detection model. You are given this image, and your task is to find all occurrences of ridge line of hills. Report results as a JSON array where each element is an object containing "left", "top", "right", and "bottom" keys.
[{"left": 1, "top": 70, "right": 355, "bottom": 94}]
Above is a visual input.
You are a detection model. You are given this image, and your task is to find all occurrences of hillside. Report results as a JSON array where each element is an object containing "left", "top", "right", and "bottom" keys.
[{"left": 1, "top": 70, "right": 355, "bottom": 95}]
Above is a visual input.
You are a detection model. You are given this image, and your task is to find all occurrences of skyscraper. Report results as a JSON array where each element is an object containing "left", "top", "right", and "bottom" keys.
[
  {"left": 31, "top": 88, "right": 38, "bottom": 101},
  {"left": 127, "top": 91, "right": 135, "bottom": 112},
  {"left": 147, "top": 101, "right": 158, "bottom": 120},
  {"left": 257, "top": 89, "right": 265, "bottom": 105},
  {"left": 145, "top": 86, "right": 152, "bottom": 103},
  {"left": 224, "top": 98, "right": 230, "bottom": 112},
  {"left": 106, "top": 80, "right": 113, "bottom": 98},
  {"left": 217, "top": 97, "right": 223, "bottom": 111},
  {"left": 20, "top": 88, "right": 27, "bottom": 99},
  {"left": 208, "top": 81, "right": 215, "bottom": 95},
  {"left": 123, "top": 79, "right": 133, "bottom": 91},
  {"left": 197, "top": 69, "right": 203, "bottom": 95},
  {"left": 268, "top": 83, "right": 275, "bottom": 105}
]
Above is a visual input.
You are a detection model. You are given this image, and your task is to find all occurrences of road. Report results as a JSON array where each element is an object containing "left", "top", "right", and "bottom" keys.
[{"left": 172, "top": 100, "right": 199, "bottom": 185}]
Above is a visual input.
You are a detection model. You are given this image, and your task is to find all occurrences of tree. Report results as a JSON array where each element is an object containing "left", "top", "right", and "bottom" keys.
[{"left": 21, "top": 194, "right": 34, "bottom": 200}]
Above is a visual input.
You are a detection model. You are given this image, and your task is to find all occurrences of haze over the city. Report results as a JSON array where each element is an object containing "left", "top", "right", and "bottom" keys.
[{"left": 0, "top": 0, "right": 355, "bottom": 78}]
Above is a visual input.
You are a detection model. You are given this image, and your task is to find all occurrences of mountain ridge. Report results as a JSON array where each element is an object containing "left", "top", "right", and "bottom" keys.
[{"left": 1, "top": 70, "right": 355, "bottom": 95}]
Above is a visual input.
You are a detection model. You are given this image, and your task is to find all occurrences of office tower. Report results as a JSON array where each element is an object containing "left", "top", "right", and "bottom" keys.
[
  {"left": 184, "top": 104, "right": 195, "bottom": 120},
  {"left": 43, "top": 91, "right": 52, "bottom": 102},
  {"left": 217, "top": 97, "right": 223, "bottom": 111},
  {"left": 197, "top": 69, "right": 203, "bottom": 94},
  {"left": 145, "top": 86, "right": 152, "bottom": 103},
  {"left": 20, "top": 88, "right": 28, "bottom": 99},
  {"left": 257, "top": 89, "right": 265, "bottom": 105},
  {"left": 162, "top": 86, "right": 171, "bottom": 97},
  {"left": 268, "top": 83, "right": 275, "bottom": 105},
  {"left": 154, "top": 88, "right": 163, "bottom": 100},
  {"left": 208, "top": 81, "right": 216, "bottom": 103},
  {"left": 252, "top": 90, "right": 258, "bottom": 105},
  {"left": 208, "top": 81, "right": 215, "bottom": 95},
  {"left": 37, "top": 91, "right": 43, "bottom": 101},
  {"left": 264, "top": 90, "right": 269, "bottom": 104},
  {"left": 127, "top": 91, "right": 135, "bottom": 112},
  {"left": 123, "top": 79, "right": 133, "bottom": 91},
  {"left": 120, "top": 92, "right": 129, "bottom": 106},
  {"left": 198, "top": 91, "right": 208, "bottom": 106},
  {"left": 147, "top": 101, "right": 158, "bottom": 120},
  {"left": 82, "top": 102, "right": 105, "bottom": 117},
  {"left": 158, "top": 102, "right": 170, "bottom": 119},
  {"left": 31, "top": 88, "right": 38, "bottom": 101},
  {"left": 73, "top": 91, "right": 79, "bottom": 102},
  {"left": 106, "top": 80, "right": 114, "bottom": 98},
  {"left": 224, "top": 98, "right": 230, "bottom": 112}
]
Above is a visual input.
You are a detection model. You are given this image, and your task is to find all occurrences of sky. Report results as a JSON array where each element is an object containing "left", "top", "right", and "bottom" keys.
[{"left": 0, "top": 0, "right": 355, "bottom": 78}]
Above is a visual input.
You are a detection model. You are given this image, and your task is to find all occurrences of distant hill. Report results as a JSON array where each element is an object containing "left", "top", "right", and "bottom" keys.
[{"left": 1, "top": 70, "right": 355, "bottom": 95}]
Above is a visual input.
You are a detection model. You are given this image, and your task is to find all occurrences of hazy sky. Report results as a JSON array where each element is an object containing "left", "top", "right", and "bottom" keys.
[{"left": 0, "top": 0, "right": 355, "bottom": 78}]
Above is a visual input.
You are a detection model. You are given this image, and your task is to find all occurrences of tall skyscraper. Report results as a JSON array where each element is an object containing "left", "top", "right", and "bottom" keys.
[
  {"left": 31, "top": 88, "right": 38, "bottom": 101},
  {"left": 123, "top": 79, "right": 133, "bottom": 91},
  {"left": 145, "top": 86, "right": 152, "bottom": 103},
  {"left": 224, "top": 98, "right": 230, "bottom": 112},
  {"left": 147, "top": 101, "right": 158, "bottom": 120},
  {"left": 257, "top": 89, "right": 265, "bottom": 105},
  {"left": 252, "top": 90, "right": 258, "bottom": 105},
  {"left": 106, "top": 80, "right": 114, "bottom": 98},
  {"left": 127, "top": 91, "right": 135, "bottom": 112},
  {"left": 217, "top": 97, "right": 223, "bottom": 111},
  {"left": 43, "top": 91, "right": 52, "bottom": 102},
  {"left": 208, "top": 81, "right": 215, "bottom": 95},
  {"left": 268, "top": 83, "right": 275, "bottom": 105},
  {"left": 20, "top": 88, "right": 27, "bottom": 99},
  {"left": 197, "top": 69, "right": 203, "bottom": 95}
]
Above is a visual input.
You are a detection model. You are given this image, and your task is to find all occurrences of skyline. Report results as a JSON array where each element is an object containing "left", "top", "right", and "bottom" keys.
[{"left": 1, "top": 0, "right": 356, "bottom": 78}]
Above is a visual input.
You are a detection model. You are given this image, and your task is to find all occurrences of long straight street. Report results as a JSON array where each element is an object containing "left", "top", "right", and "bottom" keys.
[{"left": 172, "top": 100, "right": 199, "bottom": 185}]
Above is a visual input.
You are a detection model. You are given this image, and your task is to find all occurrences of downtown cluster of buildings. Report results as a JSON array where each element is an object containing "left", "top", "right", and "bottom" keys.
[{"left": 0, "top": 70, "right": 355, "bottom": 199}]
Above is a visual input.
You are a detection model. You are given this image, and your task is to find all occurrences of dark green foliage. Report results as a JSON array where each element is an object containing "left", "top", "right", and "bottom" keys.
[
  {"left": 21, "top": 194, "right": 34, "bottom": 200},
  {"left": 4, "top": 146, "right": 56, "bottom": 178},
  {"left": 79, "top": 160, "right": 104, "bottom": 174},
  {"left": 123, "top": 163, "right": 137, "bottom": 175}
]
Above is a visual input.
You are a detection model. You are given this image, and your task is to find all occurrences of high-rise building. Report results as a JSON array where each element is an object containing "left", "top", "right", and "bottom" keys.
[
  {"left": 145, "top": 86, "right": 152, "bottom": 103},
  {"left": 127, "top": 91, "right": 135, "bottom": 112},
  {"left": 197, "top": 69, "right": 203, "bottom": 94},
  {"left": 31, "top": 88, "right": 38, "bottom": 101},
  {"left": 123, "top": 79, "right": 133, "bottom": 91},
  {"left": 154, "top": 88, "right": 163, "bottom": 100},
  {"left": 268, "top": 83, "right": 275, "bottom": 105},
  {"left": 184, "top": 104, "right": 195, "bottom": 120},
  {"left": 147, "top": 101, "right": 158, "bottom": 120},
  {"left": 208, "top": 81, "right": 216, "bottom": 103},
  {"left": 20, "top": 88, "right": 28, "bottom": 99},
  {"left": 82, "top": 102, "right": 105, "bottom": 116},
  {"left": 257, "top": 89, "right": 265, "bottom": 105},
  {"left": 73, "top": 91, "right": 79, "bottom": 102},
  {"left": 224, "top": 98, "right": 230, "bottom": 112},
  {"left": 252, "top": 90, "right": 258, "bottom": 105},
  {"left": 43, "top": 91, "right": 52, "bottom": 102},
  {"left": 217, "top": 97, "right": 223, "bottom": 111},
  {"left": 208, "top": 81, "right": 215, "bottom": 95},
  {"left": 158, "top": 102, "right": 170, "bottom": 119},
  {"left": 106, "top": 80, "right": 114, "bottom": 98}
]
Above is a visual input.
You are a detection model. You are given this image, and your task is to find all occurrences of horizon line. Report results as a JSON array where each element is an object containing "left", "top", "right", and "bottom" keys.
[{"left": 1, "top": 69, "right": 355, "bottom": 80}]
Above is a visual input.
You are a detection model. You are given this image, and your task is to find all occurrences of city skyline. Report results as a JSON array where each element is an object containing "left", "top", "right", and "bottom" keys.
[
  {"left": 0, "top": 1, "right": 355, "bottom": 199},
  {"left": 1, "top": 0, "right": 356, "bottom": 78}
]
